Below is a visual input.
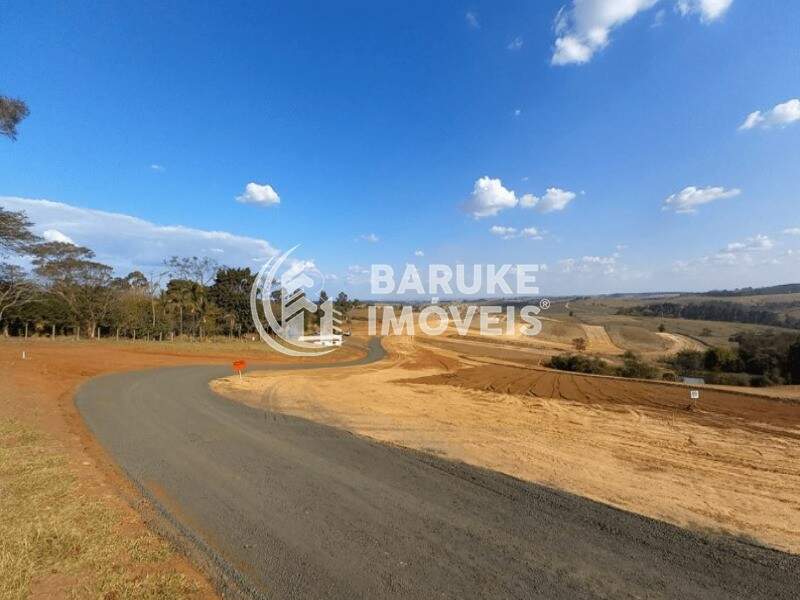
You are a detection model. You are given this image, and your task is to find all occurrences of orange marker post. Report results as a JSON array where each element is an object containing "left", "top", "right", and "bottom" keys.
[{"left": 232, "top": 359, "right": 247, "bottom": 382}]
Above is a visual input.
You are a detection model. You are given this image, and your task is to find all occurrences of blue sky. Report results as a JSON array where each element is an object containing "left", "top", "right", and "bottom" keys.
[{"left": 2, "top": 0, "right": 799, "bottom": 296}]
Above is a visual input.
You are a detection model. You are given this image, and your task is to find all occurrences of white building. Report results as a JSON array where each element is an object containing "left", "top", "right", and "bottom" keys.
[{"left": 297, "top": 334, "right": 343, "bottom": 347}]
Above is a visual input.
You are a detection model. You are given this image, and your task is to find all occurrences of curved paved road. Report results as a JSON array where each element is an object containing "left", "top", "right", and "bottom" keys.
[{"left": 76, "top": 338, "right": 799, "bottom": 599}]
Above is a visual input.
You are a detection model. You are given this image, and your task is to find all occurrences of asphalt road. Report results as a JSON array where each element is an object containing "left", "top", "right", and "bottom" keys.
[{"left": 76, "top": 338, "right": 800, "bottom": 599}]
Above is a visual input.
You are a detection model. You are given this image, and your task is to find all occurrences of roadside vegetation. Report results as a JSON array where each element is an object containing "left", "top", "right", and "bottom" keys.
[
  {"left": 0, "top": 207, "right": 358, "bottom": 342},
  {"left": 0, "top": 419, "right": 198, "bottom": 599}
]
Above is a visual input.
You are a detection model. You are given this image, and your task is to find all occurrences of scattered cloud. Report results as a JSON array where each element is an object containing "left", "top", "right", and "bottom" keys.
[
  {"left": 559, "top": 254, "right": 618, "bottom": 275},
  {"left": 739, "top": 98, "right": 800, "bottom": 131},
  {"left": 414, "top": 249, "right": 425, "bottom": 257},
  {"left": 725, "top": 234, "right": 774, "bottom": 253},
  {"left": 551, "top": 0, "right": 659, "bottom": 66},
  {"left": 489, "top": 225, "right": 517, "bottom": 239},
  {"left": 519, "top": 188, "right": 577, "bottom": 213},
  {"left": 359, "top": 233, "right": 379, "bottom": 243},
  {"left": 465, "top": 11, "right": 479, "bottom": 29},
  {"left": 507, "top": 36, "right": 524, "bottom": 51},
  {"left": 42, "top": 229, "right": 74, "bottom": 244},
  {"left": 514, "top": 108, "right": 522, "bottom": 117},
  {"left": 464, "top": 178, "right": 578, "bottom": 218},
  {"left": 345, "top": 264, "right": 370, "bottom": 285},
  {"left": 521, "top": 227, "right": 542, "bottom": 239},
  {"left": 673, "top": 233, "right": 777, "bottom": 272},
  {"left": 651, "top": 8, "right": 667, "bottom": 27},
  {"left": 552, "top": 0, "right": 733, "bottom": 66},
  {"left": 236, "top": 182, "right": 280, "bottom": 207},
  {"left": 676, "top": 0, "right": 734, "bottom": 23},
  {"left": 662, "top": 185, "right": 741, "bottom": 214},
  {"left": 463, "top": 176, "right": 518, "bottom": 218},
  {"left": 537, "top": 188, "right": 577, "bottom": 213},
  {"left": 783, "top": 228, "right": 800, "bottom": 236},
  {"left": 489, "top": 225, "right": 543, "bottom": 240},
  {"left": 1, "top": 196, "right": 278, "bottom": 274},
  {"left": 150, "top": 164, "right": 165, "bottom": 173}
]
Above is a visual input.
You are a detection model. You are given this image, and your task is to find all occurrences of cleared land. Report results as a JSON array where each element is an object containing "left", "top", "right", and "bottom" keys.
[
  {"left": 76, "top": 340, "right": 799, "bottom": 599},
  {"left": 215, "top": 335, "right": 800, "bottom": 555}
]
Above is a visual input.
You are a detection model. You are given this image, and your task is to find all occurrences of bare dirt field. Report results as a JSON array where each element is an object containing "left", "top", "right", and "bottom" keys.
[
  {"left": 0, "top": 337, "right": 364, "bottom": 599},
  {"left": 214, "top": 335, "right": 800, "bottom": 555}
]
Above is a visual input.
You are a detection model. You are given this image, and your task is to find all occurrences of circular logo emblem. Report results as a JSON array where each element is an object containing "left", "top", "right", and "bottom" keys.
[{"left": 250, "top": 246, "right": 341, "bottom": 356}]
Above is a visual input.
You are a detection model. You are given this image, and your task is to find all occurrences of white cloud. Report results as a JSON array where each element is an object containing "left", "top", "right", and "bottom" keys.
[
  {"left": 489, "top": 225, "right": 543, "bottom": 240},
  {"left": 676, "top": 0, "right": 733, "bottom": 22},
  {"left": 551, "top": 0, "right": 659, "bottom": 66},
  {"left": 490, "top": 225, "right": 518, "bottom": 239},
  {"left": 465, "top": 179, "right": 577, "bottom": 218},
  {"left": 725, "top": 234, "right": 774, "bottom": 253},
  {"left": 345, "top": 264, "right": 370, "bottom": 285},
  {"left": 520, "top": 227, "right": 542, "bottom": 239},
  {"left": 559, "top": 254, "right": 618, "bottom": 275},
  {"left": 674, "top": 233, "right": 777, "bottom": 272},
  {"left": 236, "top": 182, "right": 280, "bottom": 206},
  {"left": 1, "top": 196, "right": 279, "bottom": 274},
  {"left": 552, "top": 0, "right": 733, "bottom": 65},
  {"left": 662, "top": 185, "right": 740, "bottom": 213},
  {"left": 519, "top": 188, "right": 577, "bottom": 213},
  {"left": 514, "top": 108, "right": 522, "bottom": 116},
  {"left": 359, "top": 233, "right": 379, "bottom": 243},
  {"left": 414, "top": 249, "right": 425, "bottom": 257},
  {"left": 463, "top": 176, "right": 518, "bottom": 218},
  {"left": 42, "top": 229, "right": 75, "bottom": 244},
  {"left": 465, "top": 11, "right": 479, "bottom": 29},
  {"left": 507, "top": 36, "right": 524, "bottom": 51},
  {"left": 150, "top": 164, "right": 165, "bottom": 173},
  {"left": 538, "top": 188, "right": 577, "bottom": 213},
  {"left": 739, "top": 99, "right": 800, "bottom": 131},
  {"left": 783, "top": 228, "right": 800, "bottom": 236}
]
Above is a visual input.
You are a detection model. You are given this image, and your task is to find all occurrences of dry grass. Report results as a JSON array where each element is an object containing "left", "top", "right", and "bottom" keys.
[{"left": 0, "top": 419, "right": 197, "bottom": 600}]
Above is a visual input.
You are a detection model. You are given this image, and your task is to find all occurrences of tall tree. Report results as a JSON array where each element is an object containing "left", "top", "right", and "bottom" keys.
[
  {"left": 0, "top": 264, "right": 36, "bottom": 330},
  {"left": 0, "top": 207, "right": 39, "bottom": 255},
  {"left": 31, "top": 242, "right": 115, "bottom": 338},
  {"left": 0, "top": 96, "right": 30, "bottom": 141},
  {"left": 209, "top": 267, "right": 255, "bottom": 335},
  {"left": 164, "top": 257, "right": 219, "bottom": 339},
  {"left": 164, "top": 256, "right": 219, "bottom": 287}
]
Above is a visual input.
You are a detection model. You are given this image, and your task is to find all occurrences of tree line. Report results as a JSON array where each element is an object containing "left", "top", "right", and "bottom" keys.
[
  {"left": 617, "top": 300, "right": 800, "bottom": 329},
  {"left": 0, "top": 207, "right": 357, "bottom": 340},
  {"left": 667, "top": 331, "right": 800, "bottom": 387}
]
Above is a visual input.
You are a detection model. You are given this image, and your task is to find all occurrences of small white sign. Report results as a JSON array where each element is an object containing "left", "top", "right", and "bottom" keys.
[{"left": 690, "top": 390, "right": 700, "bottom": 400}]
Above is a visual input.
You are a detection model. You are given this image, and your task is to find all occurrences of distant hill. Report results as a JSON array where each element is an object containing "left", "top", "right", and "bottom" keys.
[{"left": 700, "top": 284, "right": 800, "bottom": 297}]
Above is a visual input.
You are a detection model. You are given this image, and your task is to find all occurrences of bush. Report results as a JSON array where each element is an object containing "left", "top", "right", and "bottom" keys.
[
  {"left": 547, "top": 354, "right": 611, "bottom": 375},
  {"left": 616, "top": 351, "right": 659, "bottom": 379}
]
